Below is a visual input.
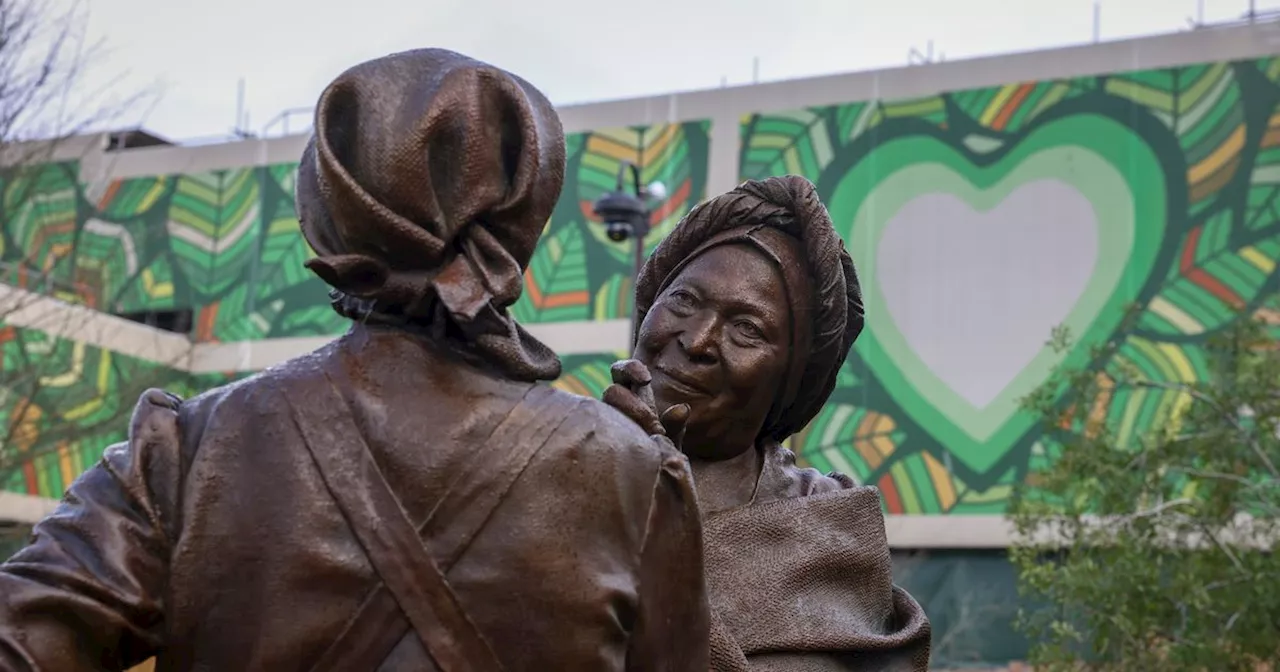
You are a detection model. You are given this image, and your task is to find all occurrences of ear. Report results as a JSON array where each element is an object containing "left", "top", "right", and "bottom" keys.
[{"left": 304, "top": 254, "right": 390, "bottom": 296}]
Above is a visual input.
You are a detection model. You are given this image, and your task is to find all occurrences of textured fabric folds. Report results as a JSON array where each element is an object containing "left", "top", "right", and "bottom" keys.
[{"left": 296, "top": 48, "right": 565, "bottom": 381}]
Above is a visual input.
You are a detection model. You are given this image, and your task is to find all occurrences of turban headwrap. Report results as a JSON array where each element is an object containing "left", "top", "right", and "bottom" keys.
[
  {"left": 295, "top": 48, "right": 565, "bottom": 382},
  {"left": 634, "top": 175, "right": 865, "bottom": 441}
]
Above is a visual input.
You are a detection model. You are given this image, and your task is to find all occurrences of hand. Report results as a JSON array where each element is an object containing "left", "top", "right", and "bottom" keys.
[{"left": 602, "top": 359, "right": 690, "bottom": 447}]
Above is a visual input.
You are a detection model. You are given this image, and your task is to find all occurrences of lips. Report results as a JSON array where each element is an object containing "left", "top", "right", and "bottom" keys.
[{"left": 653, "top": 365, "right": 713, "bottom": 398}]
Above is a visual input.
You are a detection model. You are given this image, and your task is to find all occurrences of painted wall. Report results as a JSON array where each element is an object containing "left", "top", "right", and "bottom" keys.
[
  {"left": 0, "top": 121, "right": 712, "bottom": 498},
  {"left": 3, "top": 25, "right": 1279, "bottom": 529},
  {"left": 742, "top": 57, "right": 1280, "bottom": 515}
]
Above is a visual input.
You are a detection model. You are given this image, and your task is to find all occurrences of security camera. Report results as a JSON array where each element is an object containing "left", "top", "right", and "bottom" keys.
[{"left": 605, "top": 221, "right": 633, "bottom": 242}]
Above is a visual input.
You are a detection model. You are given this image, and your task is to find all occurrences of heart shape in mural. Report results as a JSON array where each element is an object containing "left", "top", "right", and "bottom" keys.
[
  {"left": 826, "top": 113, "right": 1168, "bottom": 474},
  {"left": 877, "top": 181, "right": 1100, "bottom": 410}
]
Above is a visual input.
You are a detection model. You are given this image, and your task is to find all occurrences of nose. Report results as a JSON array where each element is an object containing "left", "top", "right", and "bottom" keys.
[{"left": 677, "top": 314, "right": 719, "bottom": 363}]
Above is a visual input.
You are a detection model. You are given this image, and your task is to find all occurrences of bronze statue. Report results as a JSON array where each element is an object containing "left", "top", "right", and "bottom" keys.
[
  {"left": 0, "top": 49, "right": 710, "bottom": 671},
  {"left": 605, "top": 176, "right": 932, "bottom": 671}
]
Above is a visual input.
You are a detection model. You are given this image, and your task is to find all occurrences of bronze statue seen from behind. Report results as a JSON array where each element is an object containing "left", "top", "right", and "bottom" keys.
[
  {"left": 605, "top": 175, "right": 933, "bottom": 671},
  {"left": 0, "top": 48, "right": 710, "bottom": 671}
]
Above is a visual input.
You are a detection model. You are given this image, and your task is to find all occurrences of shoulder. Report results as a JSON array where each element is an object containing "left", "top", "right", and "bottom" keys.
[
  {"left": 178, "top": 346, "right": 339, "bottom": 431},
  {"left": 531, "top": 386, "right": 690, "bottom": 483},
  {"left": 549, "top": 387, "right": 677, "bottom": 455}
]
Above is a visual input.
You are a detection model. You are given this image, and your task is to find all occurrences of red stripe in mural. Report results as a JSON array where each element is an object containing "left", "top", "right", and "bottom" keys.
[
  {"left": 877, "top": 474, "right": 904, "bottom": 514},
  {"left": 22, "top": 461, "right": 38, "bottom": 495},
  {"left": 992, "top": 83, "right": 1035, "bottom": 131},
  {"left": 649, "top": 179, "right": 692, "bottom": 224},
  {"left": 1181, "top": 225, "right": 1243, "bottom": 307}
]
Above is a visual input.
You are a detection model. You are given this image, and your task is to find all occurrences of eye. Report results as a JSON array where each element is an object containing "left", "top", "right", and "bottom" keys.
[
  {"left": 665, "top": 289, "right": 697, "bottom": 314},
  {"left": 734, "top": 320, "right": 765, "bottom": 341}
]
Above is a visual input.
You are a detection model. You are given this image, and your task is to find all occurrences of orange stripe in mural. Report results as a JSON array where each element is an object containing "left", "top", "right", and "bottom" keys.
[
  {"left": 1188, "top": 124, "right": 1245, "bottom": 186},
  {"left": 541, "top": 291, "right": 589, "bottom": 309},
  {"left": 97, "top": 179, "right": 122, "bottom": 210},
  {"left": 196, "top": 303, "right": 220, "bottom": 341},
  {"left": 523, "top": 271, "right": 544, "bottom": 306},
  {"left": 991, "top": 83, "right": 1034, "bottom": 131},
  {"left": 1181, "top": 226, "right": 1243, "bottom": 307},
  {"left": 57, "top": 443, "right": 74, "bottom": 492}
]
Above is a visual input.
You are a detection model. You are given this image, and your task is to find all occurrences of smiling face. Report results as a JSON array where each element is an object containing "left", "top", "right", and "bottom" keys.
[{"left": 634, "top": 244, "right": 791, "bottom": 460}]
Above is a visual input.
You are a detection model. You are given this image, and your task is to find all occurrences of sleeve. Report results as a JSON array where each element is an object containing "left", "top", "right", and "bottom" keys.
[
  {"left": 626, "top": 441, "right": 711, "bottom": 672},
  {"left": 0, "top": 388, "right": 186, "bottom": 672}
]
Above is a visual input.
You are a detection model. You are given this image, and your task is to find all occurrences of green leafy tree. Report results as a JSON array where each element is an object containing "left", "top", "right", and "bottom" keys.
[{"left": 1010, "top": 311, "right": 1280, "bottom": 671}]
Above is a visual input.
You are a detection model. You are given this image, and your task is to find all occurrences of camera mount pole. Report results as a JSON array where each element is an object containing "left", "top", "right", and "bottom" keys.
[{"left": 592, "top": 160, "right": 654, "bottom": 350}]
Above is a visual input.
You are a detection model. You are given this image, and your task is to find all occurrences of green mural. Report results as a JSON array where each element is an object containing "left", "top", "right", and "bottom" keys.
[
  {"left": 0, "top": 323, "right": 236, "bottom": 498},
  {"left": 0, "top": 121, "right": 710, "bottom": 498},
  {"left": 741, "top": 57, "right": 1280, "bottom": 514}
]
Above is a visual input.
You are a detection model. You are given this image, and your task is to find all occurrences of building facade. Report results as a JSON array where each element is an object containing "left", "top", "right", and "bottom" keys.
[{"left": 3, "top": 21, "right": 1280, "bottom": 667}]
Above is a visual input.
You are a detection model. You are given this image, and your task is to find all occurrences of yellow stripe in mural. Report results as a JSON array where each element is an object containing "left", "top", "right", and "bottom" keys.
[
  {"left": 1156, "top": 341, "right": 1196, "bottom": 382},
  {"left": 641, "top": 126, "right": 677, "bottom": 166},
  {"left": 922, "top": 451, "right": 957, "bottom": 511},
  {"left": 1188, "top": 124, "right": 1246, "bottom": 185},
  {"left": 64, "top": 351, "right": 112, "bottom": 421},
  {"left": 138, "top": 180, "right": 166, "bottom": 212},
  {"left": 142, "top": 268, "right": 175, "bottom": 299},
  {"left": 979, "top": 84, "right": 1019, "bottom": 127},
  {"left": 57, "top": 443, "right": 74, "bottom": 492},
  {"left": 1240, "top": 245, "right": 1276, "bottom": 274},
  {"left": 585, "top": 135, "right": 635, "bottom": 162},
  {"left": 588, "top": 125, "right": 676, "bottom": 167},
  {"left": 40, "top": 341, "right": 85, "bottom": 387}
]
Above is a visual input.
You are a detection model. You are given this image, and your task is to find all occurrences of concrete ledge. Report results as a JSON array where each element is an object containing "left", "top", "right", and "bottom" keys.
[
  {"left": 0, "top": 491, "right": 60, "bottom": 525},
  {"left": 0, "top": 491, "right": 1014, "bottom": 547},
  {"left": 0, "top": 285, "right": 195, "bottom": 368},
  {"left": 188, "top": 319, "right": 633, "bottom": 372},
  {"left": 75, "top": 21, "right": 1280, "bottom": 180},
  {"left": 885, "top": 514, "right": 1013, "bottom": 548},
  {"left": 1, "top": 287, "right": 633, "bottom": 374}
]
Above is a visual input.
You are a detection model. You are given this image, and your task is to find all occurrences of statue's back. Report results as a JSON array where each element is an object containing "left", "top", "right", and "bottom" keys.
[{"left": 151, "top": 324, "right": 705, "bottom": 670}]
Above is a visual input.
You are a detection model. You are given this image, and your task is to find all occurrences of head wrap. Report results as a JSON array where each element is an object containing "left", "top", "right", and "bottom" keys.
[
  {"left": 634, "top": 175, "right": 864, "bottom": 440},
  {"left": 295, "top": 48, "right": 565, "bottom": 381}
]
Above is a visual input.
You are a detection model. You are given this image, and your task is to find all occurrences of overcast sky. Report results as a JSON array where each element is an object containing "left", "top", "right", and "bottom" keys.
[{"left": 50, "top": 0, "right": 1280, "bottom": 142}]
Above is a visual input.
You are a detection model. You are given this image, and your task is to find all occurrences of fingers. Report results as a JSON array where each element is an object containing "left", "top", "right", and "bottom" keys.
[
  {"left": 610, "top": 359, "right": 652, "bottom": 387},
  {"left": 659, "top": 403, "right": 690, "bottom": 447},
  {"left": 611, "top": 359, "right": 656, "bottom": 411},
  {"left": 603, "top": 384, "right": 664, "bottom": 436}
]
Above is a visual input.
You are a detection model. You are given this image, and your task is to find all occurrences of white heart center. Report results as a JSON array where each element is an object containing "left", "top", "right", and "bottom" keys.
[{"left": 875, "top": 179, "right": 1100, "bottom": 410}]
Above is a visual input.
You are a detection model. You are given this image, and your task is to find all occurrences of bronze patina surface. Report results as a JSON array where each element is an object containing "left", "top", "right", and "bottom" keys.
[
  {"left": 605, "top": 175, "right": 932, "bottom": 671},
  {"left": 0, "top": 49, "right": 709, "bottom": 672}
]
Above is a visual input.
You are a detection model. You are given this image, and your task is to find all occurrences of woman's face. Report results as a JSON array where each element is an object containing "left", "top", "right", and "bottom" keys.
[{"left": 634, "top": 244, "right": 790, "bottom": 460}]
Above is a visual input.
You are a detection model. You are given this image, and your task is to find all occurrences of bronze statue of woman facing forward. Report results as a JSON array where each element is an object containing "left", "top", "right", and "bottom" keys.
[{"left": 606, "top": 175, "right": 932, "bottom": 671}]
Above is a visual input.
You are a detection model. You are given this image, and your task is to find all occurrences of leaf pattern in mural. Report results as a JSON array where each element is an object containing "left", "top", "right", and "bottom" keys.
[
  {"left": 742, "top": 56, "right": 1280, "bottom": 515},
  {"left": 166, "top": 169, "right": 262, "bottom": 303}
]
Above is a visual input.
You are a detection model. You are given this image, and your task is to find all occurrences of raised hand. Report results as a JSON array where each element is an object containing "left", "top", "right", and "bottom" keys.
[{"left": 602, "top": 359, "right": 690, "bottom": 448}]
